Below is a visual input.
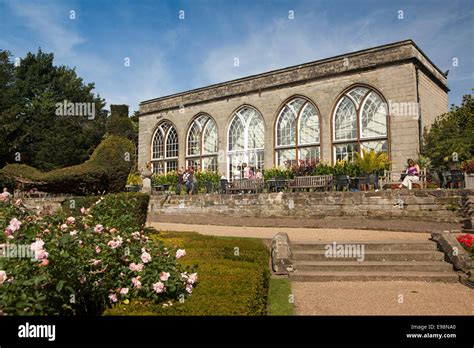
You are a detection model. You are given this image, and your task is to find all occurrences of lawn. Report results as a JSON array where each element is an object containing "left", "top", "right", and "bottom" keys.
[
  {"left": 104, "top": 230, "right": 271, "bottom": 316},
  {"left": 267, "top": 277, "right": 294, "bottom": 316}
]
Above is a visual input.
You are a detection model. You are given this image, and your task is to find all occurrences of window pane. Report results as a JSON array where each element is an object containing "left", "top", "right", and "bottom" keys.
[
  {"left": 202, "top": 156, "right": 218, "bottom": 172},
  {"left": 299, "top": 103, "right": 320, "bottom": 145},
  {"left": 277, "top": 149, "right": 297, "bottom": 167},
  {"left": 361, "top": 92, "right": 387, "bottom": 139},
  {"left": 229, "top": 117, "right": 245, "bottom": 151},
  {"left": 361, "top": 140, "right": 388, "bottom": 153},
  {"left": 166, "top": 127, "right": 178, "bottom": 158},
  {"left": 187, "top": 122, "right": 200, "bottom": 156},
  {"left": 166, "top": 160, "right": 178, "bottom": 173},
  {"left": 186, "top": 159, "right": 200, "bottom": 170},
  {"left": 248, "top": 111, "right": 265, "bottom": 149},
  {"left": 203, "top": 119, "right": 218, "bottom": 154},
  {"left": 152, "top": 161, "right": 164, "bottom": 174},
  {"left": 334, "top": 143, "right": 358, "bottom": 162},
  {"left": 299, "top": 146, "right": 320, "bottom": 162},
  {"left": 277, "top": 106, "right": 296, "bottom": 146},
  {"left": 334, "top": 97, "right": 357, "bottom": 141},
  {"left": 347, "top": 87, "right": 369, "bottom": 107},
  {"left": 152, "top": 128, "right": 164, "bottom": 160}
]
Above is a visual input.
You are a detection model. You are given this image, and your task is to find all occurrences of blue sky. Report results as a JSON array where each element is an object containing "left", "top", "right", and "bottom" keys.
[{"left": 0, "top": 0, "right": 472, "bottom": 113}]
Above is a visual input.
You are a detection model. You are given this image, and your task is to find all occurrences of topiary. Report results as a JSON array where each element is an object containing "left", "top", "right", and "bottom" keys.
[{"left": 0, "top": 136, "right": 135, "bottom": 195}]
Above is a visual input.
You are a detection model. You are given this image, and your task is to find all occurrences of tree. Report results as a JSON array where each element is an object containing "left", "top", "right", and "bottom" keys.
[
  {"left": 422, "top": 94, "right": 474, "bottom": 169},
  {"left": 0, "top": 49, "right": 107, "bottom": 170}
]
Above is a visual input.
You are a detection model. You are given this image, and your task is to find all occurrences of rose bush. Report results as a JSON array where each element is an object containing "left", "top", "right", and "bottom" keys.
[{"left": 0, "top": 196, "right": 197, "bottom": 315}]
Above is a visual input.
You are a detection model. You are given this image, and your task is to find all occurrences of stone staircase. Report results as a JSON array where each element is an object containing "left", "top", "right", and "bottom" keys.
[{"left": 290, "top": 240, "right": 459, "bottom": 282}]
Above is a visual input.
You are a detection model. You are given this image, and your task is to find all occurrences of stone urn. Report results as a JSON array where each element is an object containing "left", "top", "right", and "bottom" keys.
[
  {"left": 465, "top": 173, "right": 474, "bottom": 189},
  {"left": 140, "top": 166, "right": 153, "bottom": 193}
]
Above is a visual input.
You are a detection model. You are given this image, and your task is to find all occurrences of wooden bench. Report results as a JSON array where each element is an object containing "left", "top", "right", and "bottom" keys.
[
  {"left": 288, "top": 175, "right": 333, "bottom": 192},
  {"left": 379, "top": 170, "right": 427, "bottom": 189},
  {"left": 227, "top": 179, "right": 265, "bottom": 194}
]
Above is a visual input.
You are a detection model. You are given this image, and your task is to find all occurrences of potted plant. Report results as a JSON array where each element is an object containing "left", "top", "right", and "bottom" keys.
[
  {"left": 461, "top": 159, "right": 474, "bottom": 189},
  {"left": 354, "top": 149, "right": 389, "bottom": 190},
  {"left": 126, "top": 172, "right": 143, "bottom": 192}
]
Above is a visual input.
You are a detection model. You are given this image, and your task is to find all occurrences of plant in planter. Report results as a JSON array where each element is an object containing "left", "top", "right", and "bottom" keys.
[
  {"left": 354, "top": 149, "right": 389, "bottom": 189},
  {"left": 461, "top": 159, "right": 474, "bottom": 189},
  {"left": 126, "top": 172, "right": 143, "bottom": 192}
]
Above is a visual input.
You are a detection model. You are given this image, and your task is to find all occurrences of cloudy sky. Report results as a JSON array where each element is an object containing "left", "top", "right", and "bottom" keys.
[{"left": 0, "top": 0, "right": 472, "bottom": 113}]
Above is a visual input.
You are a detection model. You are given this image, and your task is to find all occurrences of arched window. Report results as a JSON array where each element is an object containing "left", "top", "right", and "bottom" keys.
[
  {"left": 275, "top": 97, "right": 320, "bottom": 166},
  {"left": 227, "top": 106, "right": 265, "bottom": 179},
  {"left": 332, "top": 86, "right": 388, "bottom": 162},
  {"left": 151, "top": 120, "right": 179, "bottom": 174},
  {"left": 186, "top": 114, "right": 218, "bottom": 171}
]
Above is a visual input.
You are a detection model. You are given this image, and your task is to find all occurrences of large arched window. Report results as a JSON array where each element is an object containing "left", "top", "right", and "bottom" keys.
[
  {"left": 227, "top": 106, "right": 265, "bottom": 179},
  {"left": 332, "top": 86, "right": 388, "bottom": 162},
  {"left": 151, "top": 120, "right": 179, "bottom": 174},
  {"left": 186, "top": 114, "right": 218, "bottom": 171},
  {"left": 275, "top": 97, "right": 320, "bottom": 166}
]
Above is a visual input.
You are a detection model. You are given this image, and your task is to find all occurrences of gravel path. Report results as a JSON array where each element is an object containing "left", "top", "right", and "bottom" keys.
[
  {"left": 291, "top": 281, "right": 474, "bottom": 315},
  {"left": 148, "top": 222, "right": 431, "bottom": 242}
]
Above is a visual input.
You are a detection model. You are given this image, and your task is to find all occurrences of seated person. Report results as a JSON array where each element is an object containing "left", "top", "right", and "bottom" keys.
[{"left": 399, "top": 159, "right": 420, "bottom": 190}]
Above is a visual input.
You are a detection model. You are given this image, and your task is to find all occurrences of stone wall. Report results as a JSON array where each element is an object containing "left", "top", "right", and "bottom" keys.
[{"left": 148, "top": 190, "right": 473, "bottom": 223}]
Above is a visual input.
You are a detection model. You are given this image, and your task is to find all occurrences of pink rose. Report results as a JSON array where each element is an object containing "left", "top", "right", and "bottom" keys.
[
  {"left": 0, "top": 270, "right": 7, "bottom": 284},
  {"left": 108, "top": 294, "right": 118, "bottom": 303},
  {"left": 187, "top": 273, "right": 198, "bottom": 285},
  {"left": 30, "top": 239, "right": 45, "bottom": 252},
  {"left": 60, "top": 224, "right": 68, "bottom": 231},
  {"left": 8, "top": 218, "right": 21, "bottom": 232},
  {"left": 94, "top": 224, "right": 104, "bottom": 233},
  {"left": 160, "top": 272, "right": 170, "bottom": 281},
  {"left": 38, "top": 259, "right": 49, "bottom": 267},
  {"left": 132, "top": 276, "right": 142, "bottom": 288},
  {"left": 110, "top": 228, "right": 117, "bottom": 234},
  {"left": 141, "top": 251, "right": 152, "bottom": 263},
  {"left": 43, "top": 229, "right": 50, "bottom": 234},
  {"left": 129, "top": 263, "right": 144, "bottom": 272},
  {"left": 92, "top": 259, "right": 101, "bottom": 266},
  {"left": 80, "top": 207, "right": 87, "bottom": 215},
  {"left": 95, "top": 246, "right": 101, "bottom": 253},
  {"left": 70, "top": 230, "right": 77, "bottom": 236},
  {"left": 153, "top": 281, "right": 165, "bottom": 294},
  {"left": 4, "top": 227, "right": 12, "bottom": 237},
  {"left": 185, "top": 284, "right": 193, "bottom": 294},
  {"left": 35, "top": 249, "right": 49, "bottom": 260},
  {"left": 66, "top": 216, "right": 75, "bottom": 225},
  {"left": 119, "top": 288, "right": 129, "bottom": 295},
  {"left": 175, "top": 249, "right": 186, "bottom": 259}
]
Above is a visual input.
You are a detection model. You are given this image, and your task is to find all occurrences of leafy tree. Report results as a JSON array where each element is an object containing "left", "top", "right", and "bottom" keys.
[
  {"left": 0, "top": 49, "right": 107, "bottom": 170},
  {"left": 422, "top": 93, "right": 474, "bottom": 169}
]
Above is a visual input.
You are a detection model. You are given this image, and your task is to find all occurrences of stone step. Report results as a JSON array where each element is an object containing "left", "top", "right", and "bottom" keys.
[
  {"left": 293, "top": 260, "right": 453, "bottom": 272},
  {"left": 289, "top": 271, "right": 459, "bottom": 282},
  {"left": 293, "top": 250, "right": 445, "bottom": 261},
  {"left": 292, "top": 240, "right": 438, "bottom": 251}
]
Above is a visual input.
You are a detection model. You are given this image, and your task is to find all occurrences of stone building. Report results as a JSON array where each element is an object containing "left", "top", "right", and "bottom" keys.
[{"left": 138, "top": 39, "right": 448, "bottom": 177}]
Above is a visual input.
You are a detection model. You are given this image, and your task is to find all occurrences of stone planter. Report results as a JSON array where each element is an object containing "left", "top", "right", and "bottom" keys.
[{"left": 465, "top": 173, "right": 474, "bottom": 189}]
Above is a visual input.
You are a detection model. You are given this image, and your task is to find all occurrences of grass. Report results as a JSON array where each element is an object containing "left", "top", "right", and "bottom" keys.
[
  {"left": 267, "top": 277, "right": 294, "bottom": 316},
  {"left": 104, "top": 230, "right": 270, "bottom": 316}
]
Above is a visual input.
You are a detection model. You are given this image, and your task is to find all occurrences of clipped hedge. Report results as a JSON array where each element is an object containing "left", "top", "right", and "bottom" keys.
[
  {"left": 104, "top": 231, "right": 270, "bottom": 316},
  {"left": 0, "top": 135, "right": 135, "bottom": 195},
  {"left": 61, "top": 192, "right": 150, "bottom": 230}
]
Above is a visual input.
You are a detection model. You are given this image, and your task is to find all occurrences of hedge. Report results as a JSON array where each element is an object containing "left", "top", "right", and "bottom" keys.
[
  {"left": 61, "top": 192, "right": 150, "bottom": 230},
  {"left": 104, "top": 231, "right": 270, "bottom": 316},
  {"left": 0, "top": 135, "right": 135, "bottom": 195}
]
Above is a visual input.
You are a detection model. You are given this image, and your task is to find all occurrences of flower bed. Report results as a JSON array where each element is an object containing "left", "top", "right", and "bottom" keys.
[
  {"left": 457, "top": 233, "right": 474, "bottom": 258},
  {"left": 0, "top": 194, "right": 196, "bottom": 315},
  {"left": 104, "top": 231, "right": 270, "bottom": 316}
]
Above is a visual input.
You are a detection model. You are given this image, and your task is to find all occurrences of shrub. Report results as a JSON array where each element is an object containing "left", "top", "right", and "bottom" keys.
[
  {"left": 0, "top": 136, "right": 135, "bottom": 195},
  {"left": 461, "top": 159, "right": 474, "bottom": 174},
  {"left": 263, "top": 168, "right": 294, "bottom": 181},
  {"left": 0, "top": 195, "right": 195, "bottom": 316},
  {"left": 127, "top": 172, "right": 143, "bottom": 186},
  {"left": 61, "top": 193, "right": 150, "bottom": 231}
]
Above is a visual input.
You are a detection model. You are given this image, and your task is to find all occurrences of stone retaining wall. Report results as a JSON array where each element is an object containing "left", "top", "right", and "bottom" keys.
[{"left": 148, "top": 190, "right": 474, "bottom": 223}]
